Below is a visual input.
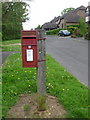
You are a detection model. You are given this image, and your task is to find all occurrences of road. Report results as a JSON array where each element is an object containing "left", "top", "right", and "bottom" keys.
[
  {"left": 46, "top": 35, "right": 88, "bottom": 86},
  {"left": 1, "top": 36, "right": 88, "bottom": 86}
]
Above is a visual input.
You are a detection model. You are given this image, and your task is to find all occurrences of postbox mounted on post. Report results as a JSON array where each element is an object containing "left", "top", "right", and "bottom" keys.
[{"left": 21, "top": 30, "right": 38, "bottom": 67}]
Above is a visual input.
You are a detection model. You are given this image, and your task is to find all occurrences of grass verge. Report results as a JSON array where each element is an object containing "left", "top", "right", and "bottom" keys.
[
  {"left": 2, "top": 53, "right": 89, "bottom": 118},
  {"left": 0, "top": 39, "right": 21, "bottom": 52},
  {"left": 2, "top": 39, "right": 21, "bottom": 45},
  {"left": 2, "top": 45, "right": 21, "bottom": 52},
  {"left": 0, "top": 66, "right": 2, "bottom": 119}
]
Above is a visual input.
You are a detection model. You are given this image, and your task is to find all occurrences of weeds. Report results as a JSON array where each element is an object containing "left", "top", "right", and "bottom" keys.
[{"left": 2, "top": 53, "right": 88, "bottom": 118}]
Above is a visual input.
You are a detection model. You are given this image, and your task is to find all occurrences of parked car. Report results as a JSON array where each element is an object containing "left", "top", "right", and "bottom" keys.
[{"left": 58, "top": 30, "right": 70, "bottom": 36}]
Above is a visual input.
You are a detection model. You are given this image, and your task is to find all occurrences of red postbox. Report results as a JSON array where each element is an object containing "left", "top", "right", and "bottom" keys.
[{"left": 21, "top": 30, "right": 38, "bottom": 67}]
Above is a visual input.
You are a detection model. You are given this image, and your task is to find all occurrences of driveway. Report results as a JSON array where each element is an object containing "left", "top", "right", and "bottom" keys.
[{"left": 46, "top": 35, "right": 88, "bottom": 87}]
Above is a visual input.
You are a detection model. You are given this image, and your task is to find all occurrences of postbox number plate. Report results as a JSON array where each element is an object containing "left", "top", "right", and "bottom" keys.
[{"left": 26, "top": 49, "right": 33, "bottom": 61}]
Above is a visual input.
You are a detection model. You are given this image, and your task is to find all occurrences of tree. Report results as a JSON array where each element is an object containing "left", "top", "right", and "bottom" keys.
[
  {"left": 2, "top": 2, "right": 30, "bottom": 40},
  {"left": 35, "top": 25, "right": 41, "bottom": 29},
  {"left": 79, "top": 18, "right": 87, "bottom": 37},
  {"left": 61, "top": 7, "right": 75, "bottom": 15},
  {"left": 88, "top": 24, "right": 90, "bottom": 40}
]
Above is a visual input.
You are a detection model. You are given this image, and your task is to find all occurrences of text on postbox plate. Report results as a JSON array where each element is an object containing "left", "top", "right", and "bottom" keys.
[{"left": 26, "top": 49, "right": 33, "bottom": 61}]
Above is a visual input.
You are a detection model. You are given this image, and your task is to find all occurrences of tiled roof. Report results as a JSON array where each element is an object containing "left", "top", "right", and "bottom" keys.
[
  {"left": 50, "top": 16, "right": 61, "bottom": 23},
  {"left": 61, "top": 12, "right": 81, "bottom": 23},
  {"left": 42, "top": 22, "right": 57, "bottom": 29},
  {"left": 60, "top": 5, "right": 86, "bottom": 23}
]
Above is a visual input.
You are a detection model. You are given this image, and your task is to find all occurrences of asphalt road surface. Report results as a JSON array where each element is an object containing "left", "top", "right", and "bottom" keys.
[
  {"left": 1, "top": 36, "right": 88, "bottom": 87},
  {"left": 46, "top": 35, "right": 88, "bottom": 87}
]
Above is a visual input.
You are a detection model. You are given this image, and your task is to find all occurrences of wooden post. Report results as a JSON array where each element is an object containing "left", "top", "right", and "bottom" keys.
[{"left": 37, "top": 30, "right": 46, "bottom": 111}]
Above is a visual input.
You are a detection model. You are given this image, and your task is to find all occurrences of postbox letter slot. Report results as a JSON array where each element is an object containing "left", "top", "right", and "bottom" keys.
[{"left": 22, "top": 37, "right": 36, "bottom": 39}]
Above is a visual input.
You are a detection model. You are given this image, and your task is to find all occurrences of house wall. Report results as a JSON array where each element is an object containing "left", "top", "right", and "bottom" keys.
[
  {"left": 66, "top": 22, "right": 79, "bottom": 26},
  {"left": 59, "top": 19, "right": 66, "bottom": 28},
  {"left": 59, "top": 20, "right": 79, "bottom": 29},
  {"left": 58, "top": 8, "right": 86, "bottom": 29}
]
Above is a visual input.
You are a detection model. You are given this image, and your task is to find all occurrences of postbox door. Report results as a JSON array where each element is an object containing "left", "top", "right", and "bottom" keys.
[{"left": 22, "top": 45, "right": 38, "bottom": 67}]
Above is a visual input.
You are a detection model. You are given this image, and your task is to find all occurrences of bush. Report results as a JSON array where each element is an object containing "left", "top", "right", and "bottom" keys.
[
  {"left": 67, "top": 25, "right": 80, "bottom": 28},
  {"left": 67, "top": 25, "right": 79, "bottom": 35},
  {"left": 71, "top": 34, "right": 77, "bottom": 38},
  {"left": 67, "top": 24, "right": 86, "bottom": 38},
  {"left": 46, "top": 28, "right": 63, "bottom": 35},
  {"left": 0, "top": 32, "right": 2, "bottom": 41},
  {"left": 2, "top": 24, "right": 22, "bottom": 41},
  {"left": 79, "top": 18, "right": 87, "bottom": 37}
]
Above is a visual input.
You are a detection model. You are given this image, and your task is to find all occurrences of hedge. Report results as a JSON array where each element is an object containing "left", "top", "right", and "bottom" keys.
[{"left": 46, "top": 28, "right": 64, "bottom": 35}]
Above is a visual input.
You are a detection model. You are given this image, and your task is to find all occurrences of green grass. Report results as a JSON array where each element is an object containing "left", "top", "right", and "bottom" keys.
[
  {"left": 2, "top": 39, "right": 21, "bottom": 45},
  {"left": 2, "top": 53, "right": 89, "bottom": 118},
  {"left": 0, "top": 39, "right": 21, "bottom": 52},
  {"left": 2, "top": 45, "right": 21, "bottom": 52},
  {"left": 0, "top": 66, "right": 2, "bottom": 119}
]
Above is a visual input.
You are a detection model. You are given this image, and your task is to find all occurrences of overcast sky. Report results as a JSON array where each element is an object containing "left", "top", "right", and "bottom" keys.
[{"left": 23, "top": 0, "right": 89, "bottom": 30}]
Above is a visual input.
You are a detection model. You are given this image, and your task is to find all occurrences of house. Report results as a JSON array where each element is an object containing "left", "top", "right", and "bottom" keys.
[
  {"left": 42, "top": 22, "right": 58, "bottom": 31},
  {"left": 42, "top": 6, "right": 86, "bottom": 30},
  {"left": 85, "top": 3, "right": 90, "bottom": 23},
  {"left": 50, "top": 16, "right": 61, "bottom": 25},
  {"left": 58, "top": 6, "right": 86, "bottom": 28},
  {"left": 42, "top": 16, "right": 61, "bottom": 30}
]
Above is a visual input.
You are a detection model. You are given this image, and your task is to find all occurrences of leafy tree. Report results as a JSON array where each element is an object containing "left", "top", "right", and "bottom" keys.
[
  {"left": 35, "top": 25, "right": 41, "bottom": 29},
  {"left": 61, "top": 7, "right": 75, "bottom": 15},
  {"left": 79, "top": 18, "right": 87, "bottom": 37},
  {"left": 88, "top": 24, "right": 90, "bottom": 40},
  {"left": 85, "top": 23, "right": 90, "bottom": 40},
  {"left": 2, "top": 2, "right": 30, "bottom": 40}
]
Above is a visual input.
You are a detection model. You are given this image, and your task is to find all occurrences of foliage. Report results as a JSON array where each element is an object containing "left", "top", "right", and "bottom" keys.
[
  {"left": 35, "top": 25, "right": 42, "bottom": 29},
  {"left": 79, "top": 18, "right": 87, "bottom": 37},
  {"left": 2, "top": 53, "right": 88, "bottom": 118},
  {"left": 2, "top": 45, "right": 21, "bottom": 52},
  {"left": 61, "top": 7, "right": 75, "bottom": 15},
  {"left": 67, "top": 25, "right": 79, "bottom": 34},
  {"left": 1, "top": 39, "right": 21, "bottom": 51},
  {"left": 85, "top": 24, "right": 90, "bottom": 40},
  {"left": 23, "top": 104, "right": 30, "bottom": 115},
  {"left": 67, "top": 21, "right": 87, "bottom": 38},
  {"left": 46, "top": 28, "right": 63, "bottom": 35},
  {"left": 70, "top": 34, "right": 77, "bottom": 38},
  {"left": 2, "top": 39, "right": 20, "bottom": 45},
  {"left": 0, "top": 32, "right": 2, "bottom": 41},
  {"left": 67, "top": 25, "right": 80, "bottom": 28},
  {"left": 2, "top": 2, "right": 30, "bottom": 41},
  {"left": 37, "top": 95, "right": 46, "bottom": 111}
]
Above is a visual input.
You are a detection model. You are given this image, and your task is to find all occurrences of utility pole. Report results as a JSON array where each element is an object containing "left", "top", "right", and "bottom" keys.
[
  {"left": 88, "top": 2, "right": 90, "bottom": 40},
  {"left": 85, "top": 1, "right": 90, "bottom": 40}
]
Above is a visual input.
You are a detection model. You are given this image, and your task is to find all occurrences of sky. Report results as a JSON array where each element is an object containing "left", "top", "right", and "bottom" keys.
[{"left": 23, "top": 0, "right": 90, "bottom": 30}]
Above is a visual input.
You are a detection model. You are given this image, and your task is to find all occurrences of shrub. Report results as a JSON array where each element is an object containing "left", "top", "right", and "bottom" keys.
[
  {"left": 71, "top": 34, "right": 77, "bottom": 38},
  {"left": 67, "top": 25, "right": 80, "bottom": 28},
  {"left": 79, "top": 18, "right": 87, "bottom": 37},
  {"left": 67, "top": 23, "right": 87, "bottom": 38},
  {"left": 46, "top": 28, "right": 63, "bottom": 35},
  {"left": 0, "top": 32, "right": 2, "bottom": 41},
  {"left": 2, "top": 24, "right": 22, "bottom": 41},
  {"left": 67, "top": 26, "right": 79, "bottom": 35},
  {"left": 84, "top": 22, "right": 90, "bottom": 40}
]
